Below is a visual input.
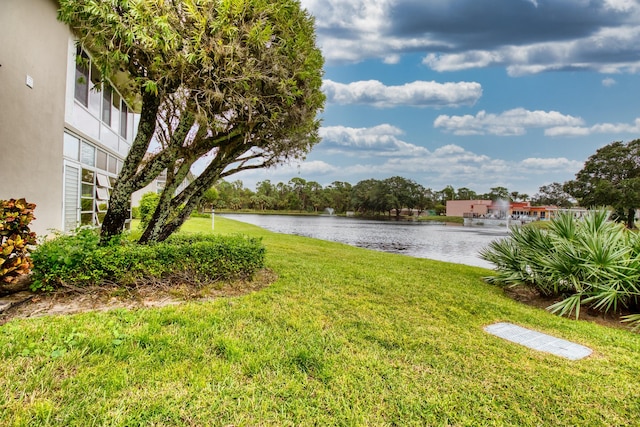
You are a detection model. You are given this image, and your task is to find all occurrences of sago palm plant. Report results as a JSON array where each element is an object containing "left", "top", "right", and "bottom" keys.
[
  {"left": 480, "top": 209, "right": 640, "bottom": 329},
  {"left": 480, "top": 224, "right": 551, "bottom": 290}
]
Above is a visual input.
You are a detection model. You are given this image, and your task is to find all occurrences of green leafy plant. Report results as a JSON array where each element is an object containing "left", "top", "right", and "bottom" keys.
[
  {"left": 481, "top": 209, "right": 640, "bottom": 329},
  {"left": 131, "top": 206, "right": 140, "bottom": 219},
  {"left": 29, "top": 227, "right": 101, "bottom": 291},
  {"left": 138, "top": 192, "right": 159, "bottom": 230},
  {"left": 30, "top": 229, "right": 265, "bottom": 291},
  {"left": 0, "top": 198, "right": 37, "bottom": 284}
]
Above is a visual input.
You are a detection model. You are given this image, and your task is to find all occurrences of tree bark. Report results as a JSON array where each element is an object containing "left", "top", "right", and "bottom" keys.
[
  {"left": 152, "top": 144, "right": 250, "bottom": 242},
  {"left": 138, "top": 160, "right": 191, "bottom": 243},
  {"left": 628, "top": 208, "right": 636, "bottom": 229},
  {"left": 100, "top": 91, "right": 160, "bottom": 243}
]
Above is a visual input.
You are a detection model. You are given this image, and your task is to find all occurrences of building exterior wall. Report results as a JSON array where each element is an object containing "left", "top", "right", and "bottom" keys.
[
  {"left": 1, "top": 0, "right": 139, "bottom": 236},
  {"left": 0, "top": 0, "right": 69, "bottom": 236},
  {"left": 446, "top": 200, "right": 492, "bottom": 217},
  {"left": 61, "top": 39, "right": 139, "bottom": 233},
  {"left": 448, "top": 198, "right": 592, "bottom": 223},
  {"left": 131, "top": 176, "right": 166, "bottom": 208}
]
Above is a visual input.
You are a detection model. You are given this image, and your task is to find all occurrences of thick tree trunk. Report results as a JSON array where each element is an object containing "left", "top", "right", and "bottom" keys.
[
  {"left": 154, "top": 178, "right": 217, "bottom": 242},
  {"left": 152, "top": 145, "right": 249, "bottom": 242},
  {"left": 100, "top": 92, "right": 160, "bottom": 243},
  {"left": 154, "top": 195, "right": 201, "bottom": 242},
  {"left": 136, "top": 133, "right": 263, "bottom": 243},
  {"left": 138, "top": 160, "right": 191, "bottom": 243},
  {"left": 627, "top": 208, "right": 636, "bottom": 229}
]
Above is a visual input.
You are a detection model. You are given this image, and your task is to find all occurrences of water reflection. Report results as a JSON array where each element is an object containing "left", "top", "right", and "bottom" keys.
[{"left": 221, "top": 214, "right": 508, "bottom": 269}]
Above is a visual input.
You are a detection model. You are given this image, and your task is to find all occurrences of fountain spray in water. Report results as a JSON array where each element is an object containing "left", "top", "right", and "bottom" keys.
[
  {"left": 495, "top": 199, "right": 510, "bottom": 219},
  {"left": 324, "top": 207, "right": 335, "bottom": 216}
]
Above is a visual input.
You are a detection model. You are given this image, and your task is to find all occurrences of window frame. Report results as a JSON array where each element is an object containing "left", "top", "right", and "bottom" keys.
[
  {"left": 74, "top": 47, "right": 90, "bottom": 107},
  {"left": 63, "top": 131, "right": 122, "bottom": 227}
]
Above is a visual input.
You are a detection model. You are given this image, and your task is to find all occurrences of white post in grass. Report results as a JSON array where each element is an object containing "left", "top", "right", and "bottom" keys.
[{"left": 211, "top": 209, "right": 215, "bottom": 231}]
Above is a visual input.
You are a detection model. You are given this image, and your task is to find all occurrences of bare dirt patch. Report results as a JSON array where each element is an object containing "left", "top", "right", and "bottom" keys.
[
  {"left": 503, "top": 284, "right": 631, "bottom": 331},
  {"left": 0, "top": 269, "right": 276, "bottom": 325}
]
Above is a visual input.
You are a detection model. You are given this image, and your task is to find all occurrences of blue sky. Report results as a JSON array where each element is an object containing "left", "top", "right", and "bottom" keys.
[{"left": 234, "top": 0, "right": 640, "bottom": 197}]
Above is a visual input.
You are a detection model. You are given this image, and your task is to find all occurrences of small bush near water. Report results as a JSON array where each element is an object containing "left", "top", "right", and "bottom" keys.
[
  {"left": 30, "top": 228, "right": 265, "bottom": 291},
  {"left": 481, "top": 209, "right": 640, "bottom": 329}
]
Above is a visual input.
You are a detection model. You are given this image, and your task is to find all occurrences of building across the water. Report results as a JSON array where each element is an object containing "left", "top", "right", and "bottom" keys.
[
  {"left": 445, "top": 200, "right": 493, "bottom": 218},
  {"left": 446, "top": 200, "right": 588, "bottom": 221}
]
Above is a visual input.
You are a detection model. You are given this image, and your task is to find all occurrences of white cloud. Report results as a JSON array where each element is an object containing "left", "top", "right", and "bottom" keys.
[
  {"left": 520, "top": 157, "right": 584, "bottom": 171},
  {"left": 233, "top": 143, "right": 584, "bottom": 195},
  {"left": 345, "top": 146, "right": 582, "bottom": 194},
  {"left": 301, "top": 0, "right": 640, "bottom": 75},
  {"left": 602, "top": 77, "right": 617, "bottom": 86},
  {"left": 232, "top": 160, "right": 339, "bottom": 188},
  {"left": 299, "top": 0, "right": 397, "bottom": 63},
  {"left": 423, "top": 51, "right": 500, "bottom": 72},
  {"left": 603, "top": 0, "right": 637, "bottom": 12},
  {"left": 545, "top": 118, "right": 640, "bottom": 136},
  {"left": 322, "top": 79, "right": 482, "bottom": 108},
  {"left": 383, "top": 54, "right": 401, "bottom": 64},
  {"left": 299, "top": 0, "right": 466, "bottom": 65},
  {"left": 271, "top": 160, "right": 339, "bottom": 178},
  {"left": 318, "top": 124, "right": 429, "bottom": 156},
  {"left": 324, "top": 143, "right": 510, "bottom": 187},
  {"left": 423, "top": 26, "right": 640, "bottom": 76},
  {"left": 296, "top": 160, "right": 340, "bottom": 175},
  {"left": 301, "top": 0, "right": 390, "bottom": 34},
  {"left": 543, "top": 126, "right": 591, "bottom": 137},
  {"left": 434, "top": 108, "right": 584, "bottom": 136}
]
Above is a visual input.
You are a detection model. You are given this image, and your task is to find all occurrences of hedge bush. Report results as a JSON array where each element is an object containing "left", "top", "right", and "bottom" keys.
[
  {"left": 30, "top": 229, "right": 265, "bottom": 291},
  {"left": 0, "top": 198, "right": 37, "bottom": 284}
]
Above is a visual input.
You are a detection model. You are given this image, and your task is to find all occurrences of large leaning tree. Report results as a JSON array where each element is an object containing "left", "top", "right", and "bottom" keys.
[
  {"left": 564, "top": 139, "right": 640, "bottom": 228},
  {"left": 58, "top": 0, "right": 325, "bottom": 243}
]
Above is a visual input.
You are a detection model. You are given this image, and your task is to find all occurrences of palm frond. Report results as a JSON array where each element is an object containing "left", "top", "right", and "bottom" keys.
[
  {"left": 622, "top": 314, "right": 640, "bottom": 331},
  {"left": 547, "top": 293, "right": 584, "bottom": 319}
]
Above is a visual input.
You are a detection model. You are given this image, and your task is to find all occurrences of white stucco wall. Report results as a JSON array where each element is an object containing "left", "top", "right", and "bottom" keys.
[{"left": 0, "top": 0, "right": 70, "bottom": 236}]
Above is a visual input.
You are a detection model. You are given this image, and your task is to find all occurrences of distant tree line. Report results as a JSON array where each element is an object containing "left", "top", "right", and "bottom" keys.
[
  {"left": 201, "top": 176, "right": 576, "bottom": 217},
  {"left": 199, "top": 138, "right": 640, "bottom": 226}
]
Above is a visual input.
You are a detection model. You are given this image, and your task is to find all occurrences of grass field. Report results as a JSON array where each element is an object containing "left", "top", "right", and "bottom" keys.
[{"left": 1, "top": 217, "right": 639, "bottom": 426}]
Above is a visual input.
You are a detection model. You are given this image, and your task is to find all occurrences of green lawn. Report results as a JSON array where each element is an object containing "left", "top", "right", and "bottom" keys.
[{"left": 1, "top": 217, "right": 639, "bottom": 426}]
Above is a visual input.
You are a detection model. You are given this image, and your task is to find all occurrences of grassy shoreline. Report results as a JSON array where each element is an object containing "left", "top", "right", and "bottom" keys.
[
  {"left": 212, "top": 210, "right": 465, "bottom": 224},
  {"left": 1, "top": 217, "right": 639, "bottom": 425}
]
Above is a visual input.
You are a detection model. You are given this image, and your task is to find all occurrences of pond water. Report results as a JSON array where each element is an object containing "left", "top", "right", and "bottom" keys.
[{"left": 220, "top": 214, "right": 509, "bottom": 269}]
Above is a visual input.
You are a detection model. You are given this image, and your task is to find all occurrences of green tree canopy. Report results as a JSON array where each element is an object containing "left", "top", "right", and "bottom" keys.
[
  {"left": 324, "top": 181, "right": 353, "bottom": 213},
  {"left": 455, "top": 187, "right": 477, "bottom": 200},
  {"left": 436, "top": 185, "right": 456, "bottom": 204},
  {"left": 352, "top": 179, "right": 383, "bottom": 216},
  {"left": 384, "top": 176, "right": 424, "bottom": 218},
  {"left": 197, "top": 187, "right": 219, "bottom": 213},
  {"left": 486, "top": 186, "right": 510, "bottom": 201},
  {"left": 564, "top": 139, "right": 640, "bottom": 228},
  {"left": 58, "top": 0, "right": 324, "bottom": 243},
  {"left": 531, "top": 182, "right": 574, "bottom": 208}
]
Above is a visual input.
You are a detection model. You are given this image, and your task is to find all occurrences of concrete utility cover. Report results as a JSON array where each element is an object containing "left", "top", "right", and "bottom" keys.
[{"left": 484, "top": 322, "right": 592, "bottom": 360}]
